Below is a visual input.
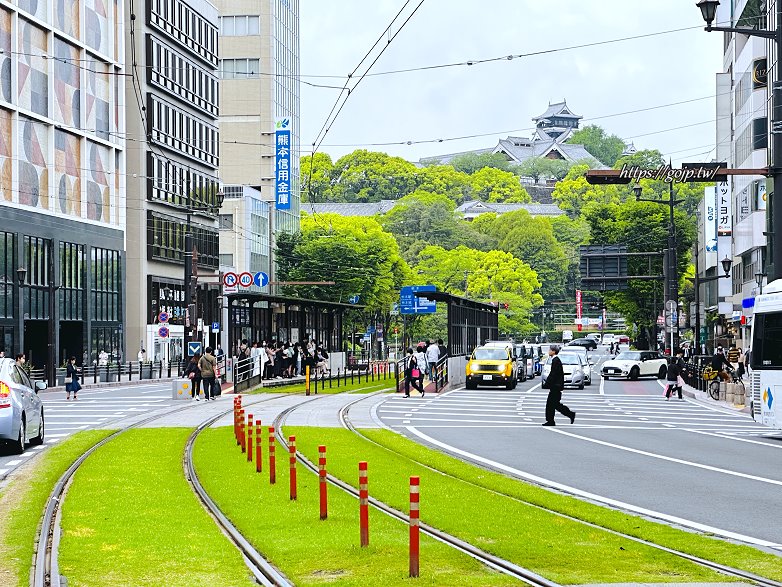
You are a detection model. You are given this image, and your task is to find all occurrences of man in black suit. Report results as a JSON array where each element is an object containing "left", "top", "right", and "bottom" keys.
[{"left": 543, "top": 345, "right": 576, "bottom": 426}]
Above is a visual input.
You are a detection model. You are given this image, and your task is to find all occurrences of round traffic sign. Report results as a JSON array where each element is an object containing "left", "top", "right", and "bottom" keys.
[
  {"left": 158, "top": 325, "right": 170, "bottom": 338},
  {"left": 254, "top": 271, "right": 269, "bottom": 287},
  {"left": 238, "top": 272, "right": 254, "bottom": 287},
  {"left": 223, "top": 272, "right": 238, "bottom": 287},
  {"left": 158, "top": 311, "right": 169, "bottom": 323}
]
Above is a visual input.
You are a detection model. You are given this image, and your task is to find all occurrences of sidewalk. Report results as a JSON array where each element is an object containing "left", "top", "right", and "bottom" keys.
[{"left": 676, "top": 380, "right": 752, "bottom": 415}]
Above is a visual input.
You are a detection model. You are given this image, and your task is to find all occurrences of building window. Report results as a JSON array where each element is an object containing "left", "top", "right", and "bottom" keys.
[
  {"left": 91, "top": 247, "right": 121, "bottom": 322},
  {"left": 219, "top": 214, "right": 233, "bottom": 229},
  {"left": 219, "top": 59, "right": 261, "bottom": 79},
  {"left": 148, "top": 153, "right": 220, "bottom": 212},
  {"left": 0, "top": 231, "right": 14, "bottom": 319},
  {"left": 148, "top": 95, "right": 219, "bottom": 167},
  {"left": 220, "top": 15, "right": 260, "bottom": 36},
  {"left": 148, "top": 212, "right": 219, "bottom": 270},
  {"left": 148, "top": 0, "right": 219, "bottom": 67},
  {"left": 753, "top": 117, "right": 768, "bottom": 151},
  {"left": 219, "top": 253, "right": 233, "bottom": 266},
  {"left": 59, "top": 242, "right": 85, "bottom": 320}
]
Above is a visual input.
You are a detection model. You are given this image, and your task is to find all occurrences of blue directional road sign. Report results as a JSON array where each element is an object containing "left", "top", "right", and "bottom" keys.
[
  {"left": 366, "top": 325, "right": 376, "bottom": 334},
  {"left": 254, "top": 271, "right": 269, "bottom": 287},
  {"left": 187, "top": 341, "right": 202, "bottom": 356},
  {"left": 348, "top": 294, "right": 360, "bottom": 304},
  {"left": 400, "top": 285, "right": 437, "bottom": 315}
]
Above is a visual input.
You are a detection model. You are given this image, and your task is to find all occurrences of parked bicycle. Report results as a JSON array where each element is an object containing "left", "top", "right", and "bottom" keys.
[{"left": 702, "top": 366, "right": 744, "bottom": 401}]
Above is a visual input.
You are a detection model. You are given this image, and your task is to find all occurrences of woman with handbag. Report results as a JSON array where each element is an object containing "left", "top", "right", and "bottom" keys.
[
  {"left": 66, "top": 356, "right": 81, "bottom": 400},
  {"left": 403, "top": 348, "right": 425, "bottom": 398},
  {"left": 185, "top": 354, "right": 202, "bottom": 400}
]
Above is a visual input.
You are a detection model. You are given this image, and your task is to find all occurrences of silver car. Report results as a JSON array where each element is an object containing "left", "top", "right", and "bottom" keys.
[
  {"left": 0, "top": 358, "right": 46, "bottom": 454},
  {"left": 542, "top": 353, "right": 588, "bottom": 389}
]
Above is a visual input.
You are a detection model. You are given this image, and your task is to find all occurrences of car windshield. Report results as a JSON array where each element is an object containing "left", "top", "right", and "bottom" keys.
[
  {"left": 557, "top": 354, "right": 582, "bottom": 365},
  {"left": 473, "top": 349, "right": 509, "bottom": 360},
  {"left": 615, "top": 352, "right": 641, "bottom": 361}
]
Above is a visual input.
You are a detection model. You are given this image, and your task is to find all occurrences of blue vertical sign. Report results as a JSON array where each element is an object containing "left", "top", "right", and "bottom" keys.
[{"left": 275, "top": 118, "right": 291, "bottom": 210}]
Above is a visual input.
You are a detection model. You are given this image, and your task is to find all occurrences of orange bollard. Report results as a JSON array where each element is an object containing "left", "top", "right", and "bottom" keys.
[
  {"left": 255, "top": 421, "right": 263, "bottom": 473},
  {"left": 247, "top": 414, "right": 254, "bottom": 463},
  {"left": 233, "top": 398, "right": 240, "bottom": 445},
  {"left": 359, "top": 461, "right": 369, "bottom": 546},
  {"left": 318, "top": 445, "right": 328, "bottom": 520},
  {"left": 268, "top": 427, "right": 276, "bottom": 484},
  {"left": 409, "top": 476, "right": 420, "bottom": 578},
  {"left": 239, "top": 409, "right": 246, "bottom": 453},
  {"left": 289, "top": 436, "right": 297, "bottom": 500}
]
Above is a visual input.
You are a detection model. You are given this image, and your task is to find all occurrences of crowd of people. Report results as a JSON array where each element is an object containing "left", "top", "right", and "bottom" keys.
[
  {"left": 402, "top": 339, "right": 447, "bottom": 398},
  {"left": 236, "top": 339, "right": 331, "bottom": 380}
]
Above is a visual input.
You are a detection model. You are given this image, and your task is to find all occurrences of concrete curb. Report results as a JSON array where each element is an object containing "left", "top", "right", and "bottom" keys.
[
  {"left": 39, "top": 377, "right": 177, "bottom": 395},
  {"left": 679, "top": 382, "right": 752, "bottom": 415}
]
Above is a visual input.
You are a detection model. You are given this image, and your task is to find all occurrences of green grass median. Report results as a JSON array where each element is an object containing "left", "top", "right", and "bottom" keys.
[
  {"left": 58, "top": 428, "right": 256, "bottom": 587},
  {"left": 0, "top": 430, "right": 114, "bottom": 587},
  {"left": 247, "top": 375, "right": 398, "bottom": 395},
  {"left": 194, "top": 426, "right": 518, "bottom": 586},
  {"left": 288, "top": 426, "right": 743, "bottom": 585},
  {"left": 357, "top": 428, "right": 782, "bottom": 581}
]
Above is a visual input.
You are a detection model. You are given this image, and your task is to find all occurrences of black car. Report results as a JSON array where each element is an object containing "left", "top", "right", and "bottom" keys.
[{"left": 567, "top": 338, "right": 598, "bottom": 351}]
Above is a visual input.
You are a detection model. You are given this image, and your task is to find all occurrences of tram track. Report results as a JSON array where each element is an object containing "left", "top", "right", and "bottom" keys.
[
  {"left": 274, "top": 391, "right": 558, "bottom": 587},
  {"left": 339, "top": 392, "right": 782, "bottom": 587},
  {"left": 30, "top": 393, "right": 287, "bottom": 587}
]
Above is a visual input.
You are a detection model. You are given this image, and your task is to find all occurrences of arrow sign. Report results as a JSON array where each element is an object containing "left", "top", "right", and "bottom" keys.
[
  {"left": 348, "top": 295, "right": 360, "bottom": 304},
  {"left": 158, "top": 326, "right": 170, "bottom": 338},
  {"left": 254, "top": 271, "right": 269, "bottom": 287},
  {"left": 187, "top": 341, "right": 202, "bottom": 356},
  {"left": 238, "top": 272, "right": 254, "bottom": 287},
  {"left": 223, "top": 272, "right": 238, "bottom": 288}
]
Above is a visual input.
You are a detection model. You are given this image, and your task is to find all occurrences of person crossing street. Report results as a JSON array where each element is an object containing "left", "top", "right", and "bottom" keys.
[{"left": 542, "top": 345, "right": 575, "bottom": 426}]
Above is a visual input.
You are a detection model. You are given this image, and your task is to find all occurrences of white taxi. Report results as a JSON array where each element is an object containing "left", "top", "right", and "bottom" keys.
[{"left": 601, "top": 350, "right": 668, "bottom": 381}]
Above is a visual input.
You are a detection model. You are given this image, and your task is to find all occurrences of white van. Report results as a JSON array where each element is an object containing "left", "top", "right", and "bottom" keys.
[
  {"left": 601, "top": 333, "right": 616, "bottom": 345},
  {"left": 562, "top": 330, "right": 573, "bottom": 343}
]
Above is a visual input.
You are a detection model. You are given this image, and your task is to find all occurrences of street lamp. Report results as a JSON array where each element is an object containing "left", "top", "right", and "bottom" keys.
[
  {"left": 688, "top": 251, "right": 732, "bottom": 354},
  {"left": 756, "top": 271, "right": 768, "bottom": 294},
  {"left": 696, "top": 1, "right": 782, "bottom": 281}
]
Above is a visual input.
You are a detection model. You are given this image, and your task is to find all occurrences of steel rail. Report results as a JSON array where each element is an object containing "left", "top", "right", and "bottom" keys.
[
  {"left": 342, "top": 393, "right": 782, "bottom": 587},
  {"left": 274, "top": 392, "right": 559, "bottom": 587}
]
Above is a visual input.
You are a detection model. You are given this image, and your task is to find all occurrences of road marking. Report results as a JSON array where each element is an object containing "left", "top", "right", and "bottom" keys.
[
  {"left": 546, "top": 428, "right": 782, "bottom": 487},
  {"left": 682, "top": 428, "right": 782, "bottom": 448},
  {"left": 406, "top": 426, "right": 782, "bottom": 549},
  {"left": 5, "top": 459, "right": 23, "bottom": 466},
  {"left": 599, "top": 375, "right": 605, "bottom": 395}
]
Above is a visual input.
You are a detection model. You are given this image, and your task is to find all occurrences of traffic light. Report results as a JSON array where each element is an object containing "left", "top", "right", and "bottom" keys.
[{"left": 501, "top": 302, "right": 510, "bottom": 310}]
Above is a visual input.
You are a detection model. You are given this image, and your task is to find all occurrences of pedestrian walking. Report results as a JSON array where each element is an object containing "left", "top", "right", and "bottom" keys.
[
  {"left": 414, "top": 345, "right": 428, "bottom": 389},
  {"left": 426, "top": 340, "right": 440, "bottom": 381},
  {"left": 65, "top": 356, "right": 81, "bottom": 401},
  {"left": 664, "top": 353, "right": 683, "bottom": 400},
  {"left": 185, "top": 354, "right": 202, "bottom": 400},
  {"left": 541, "top": 345, "right": 575, "bottom": 426},
  {"left": 199, "top": 347, "right": 217, "bottom": 400},
  {"left": 403, "top": 348, "right": 425, "bottom": 398}
]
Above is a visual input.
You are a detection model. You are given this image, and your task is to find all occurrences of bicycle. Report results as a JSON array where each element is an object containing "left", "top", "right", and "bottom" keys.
[{"left": 702, "top": 366, "right": 722, "bottom": 401}]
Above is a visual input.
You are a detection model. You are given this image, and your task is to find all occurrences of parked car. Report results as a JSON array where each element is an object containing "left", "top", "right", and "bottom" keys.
[
  {"left": 559, "top": 349, "right": 592, "bottom": 385},
  {"left": 618, "top": 335, "right": 630, "bottom": 344},
  {"left": 465, "top": 346, "right": 517, "bottom": 389},
  {"left": 601, "top": 350, "right": 668, "bottom": 380},
  {"left": 601, "top": 333, "right": 617, "bottom": 345},
  {"left": 567, "top": 338, "right": 598, "bottom": 351},
  {"left": 542, "top": 353, "right": 588, "bottom": 389},
  {"left": 0, "top": 358, "right": 46, "bottom": 454},
  {"left": 586, "top": 333, "right": 601, "bottom": 342}
]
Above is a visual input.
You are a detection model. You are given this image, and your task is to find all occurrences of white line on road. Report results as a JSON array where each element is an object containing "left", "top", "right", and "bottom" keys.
[
  {"left": 5, "top": 459, "right": 23, "bottom": 466},
  {"left": 546, "top": 427, "right": 782, "bottom": 487},
  {"left": 405, "top": 426, "right": 782, "bottom": 549},
  {"left": 682, "top": 428, "right": 782, "bottom": 448},
  {"left": 599, "top": 376, "right": 605, "bottom": 395}
]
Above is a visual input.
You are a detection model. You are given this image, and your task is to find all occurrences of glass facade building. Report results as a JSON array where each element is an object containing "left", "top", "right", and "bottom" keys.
[{"left": 0, "top": 0, "right": 126, "bottom": 367}]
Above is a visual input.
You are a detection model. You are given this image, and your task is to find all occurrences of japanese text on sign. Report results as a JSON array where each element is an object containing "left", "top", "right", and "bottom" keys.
[
  {"left": 717, "top": 178, "right": 732, "bottom": 236},
  {"left": 275, "top": 118, "right": 291, "bottom": 210}
]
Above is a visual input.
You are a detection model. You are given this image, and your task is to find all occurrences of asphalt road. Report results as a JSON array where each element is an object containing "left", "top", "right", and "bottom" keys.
[
  {"left": 378, "top": 345, "right": 782, "bottom": 551},
  {"left": 0, "top": 381, "right": 181, "bottom": 479}
]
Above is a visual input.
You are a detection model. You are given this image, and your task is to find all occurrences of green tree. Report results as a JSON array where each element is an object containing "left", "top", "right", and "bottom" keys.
[
  {"left": 551, "top": 164, "right": 631, "bottom": 218},
  {"left": 513, "top": 157, "right": 573, "bottom": 182},
  {"left": 613, "top": 149, "right": 664, "bottom": 170},
  {"left": 469, "top": 167, "right": 531, "bottom": 203},
  {"left": 447, "top": 152, "right": 511, "bottom": 175},
  {"left": 414, "top": 164, "right": 473, "bottom": 203},
  {"left": 276, "top": 214, "right": 411, "bottom": 311},
  {"left": 300, "top": 152, "right": 336, "bottom": 202},
  {"left": 568, "top": 125, "right": 626, "bottom": 166},
  {"left": 329, "top": 150, "right": 419, "bottom": 202}
]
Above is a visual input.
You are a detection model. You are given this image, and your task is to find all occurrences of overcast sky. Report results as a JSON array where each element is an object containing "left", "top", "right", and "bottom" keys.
[{"left": 299, "top": 0, "right": 724, "bottom": 167}]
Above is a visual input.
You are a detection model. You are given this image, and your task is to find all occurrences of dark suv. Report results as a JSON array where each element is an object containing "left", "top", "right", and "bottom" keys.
[{"left": 567, "top": 338, "right": 598, "bottom": 351}]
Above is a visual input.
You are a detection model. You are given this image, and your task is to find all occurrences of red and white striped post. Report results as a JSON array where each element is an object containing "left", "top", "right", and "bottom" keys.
[
  {"left": 255, "top": 420, "right": 262, "bottom": 473},
  {"left": 318, "top": 445, "right": 327, "bottom": 520},
  {"left": 359, "top": 461, "right": 369, "bottom": 547},
  {"left": 409, "top": 476, "right": 420, "bottom": 578},
  {"left": 239, "top": 409, "right": 246, "bottom": 453},
  {"left": 268, "top": 427, "right": 276, "bottom": 484},
  {"left": 289, "top": 436, "right": 297, "bottom": 500},
  {"left": 246, "top": 414, "right": 254, "bottom": 463},
  {"left": 233, "top": 398, "right": 240, "bottom": 445}
]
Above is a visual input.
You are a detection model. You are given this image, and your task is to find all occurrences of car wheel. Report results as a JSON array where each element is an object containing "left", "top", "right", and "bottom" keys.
[
  {"left": 585, "top": 377, "right": 591, "bottom": 386},
  {"left": 629, "top": 367, "right": 640, "bottom": 380},
  {"left": 657, "top": 366, "right": 667, "bottom": 379},
  {"left": 13, "top": 418, "right": 26, "bottom": 455},
  {"left": 506, "top": 378, "right": 517, "bottom": 390},
  {"left": 30, "top": 410, "right": 44, "bottom": 446}
]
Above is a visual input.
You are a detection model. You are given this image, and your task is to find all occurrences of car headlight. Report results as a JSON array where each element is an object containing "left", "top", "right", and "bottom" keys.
[{"left": 470, "top": 364, "right": 480, "bottom": 373}]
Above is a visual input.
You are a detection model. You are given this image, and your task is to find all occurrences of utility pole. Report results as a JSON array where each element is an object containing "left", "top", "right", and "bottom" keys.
[
  {"left": 667, "top": 181, "right": 678, "bottom": 350},
  {"left": 183, "top": 213, "right": 193, "bottom": 355}
]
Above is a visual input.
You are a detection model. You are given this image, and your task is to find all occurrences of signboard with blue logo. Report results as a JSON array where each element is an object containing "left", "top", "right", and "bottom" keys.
[
  {"left": 187, "top": 342, "right": 202, "bottom": 356},
  {"left": 254, "top": 271, "right": 269, "bottom": 287},
  {"left": 348, "top": 295, "right": 360, "bottom": 304},
  {"left": 275, "top": 118, "right": 291, "bottom": 210},
  {"left": 400, "top": 285, "right": 437, "bottom": 314},
  {"left": 211, "top": 322, "right": 220, "bottom": 333}
]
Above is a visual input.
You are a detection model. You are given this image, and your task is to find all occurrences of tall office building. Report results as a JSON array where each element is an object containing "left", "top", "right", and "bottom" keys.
[
  {"left": 0, "top": 0, "right": 126, "bottom": 370},
  {"left": 124, "top": 0, "right": 221, "bottom": 362},
  {"left": 215, "top": 0, "right": 300, "bottom": 288}
]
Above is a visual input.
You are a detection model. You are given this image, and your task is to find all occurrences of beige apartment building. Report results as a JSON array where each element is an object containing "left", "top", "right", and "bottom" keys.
[{"left": 216, "top": 0, "right": 300, "bottom": 289}]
